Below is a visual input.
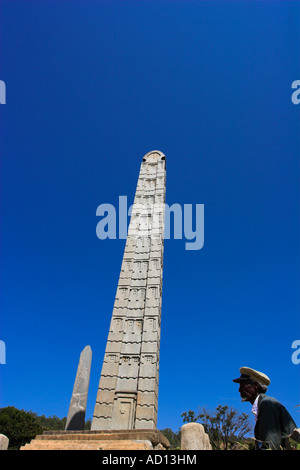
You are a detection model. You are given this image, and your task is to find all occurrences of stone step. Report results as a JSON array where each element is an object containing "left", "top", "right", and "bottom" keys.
[
  {"left": 20, "top": 430, "right": 169, "bottom": 450},
  {"left": 20, "top": 439, "right": 152, "bottom": 450}
]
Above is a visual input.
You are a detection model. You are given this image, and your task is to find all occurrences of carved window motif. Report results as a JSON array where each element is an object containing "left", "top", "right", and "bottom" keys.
[
  {"left": 147, "top": 169, "right": 156, "bottom": 179},
  {"left": 126, "top": 237, "right": 136, "bottom": 251},
  {"left": 133, "top": 261, "right": 141, "bottom": 274},
  {"left": 139, "top": 288, "right": 146, "bottom": 301},
  {"left": 123, "top": 259, "right": 132, "bottom": 272},
  {"left": 147, "top": 317, "right": 156, "bottom": 331},
  {"left": 137, "top": 177, "right": 145, "bottom": 190},
  {"left": 132, "top": 210, "right": 139, "bottom": 219},
  {"left": 120, "top": 355, "right": 139, "bottom": 365},
  {"left": 126, "top": 319, "right": 134, "bottom": 333},
  {"left": 137, "top": 237, "right": 150, "bottom": 248},
  {"left": 135, "top": 260, "right": 148, "bottom": 273},
  {"left": 136, "top": 320, "right": 143, "bottom": 333},
  {"left": 112, "top": 317, "right": 123, "bottom": 332},
  {"left": 148, "top": 286, "right": 158, "bottom": 299},
  {"left": 156, "top": 212, "right": 163, "bottom": 225},
  {"left": 125, "top": 319, "right": 143, "bottom": 334},
  {"left": 140, "top": 214, "right": 151, "bottom": 230},
  {"left": 128, "top": 287, "right": 146, "bottom": 303},
  {"left": 130, "top": 212, "right": 140, "bottom": 230},
  {"left": 142, "top": 261, "right": 148, "bottom": 272},
  {"left": 157, "top": 160, "right": 165, "bottom": 170},
  {"left": 145, "top": 179, "right": 155, "bottom": 189},
  {"left": 139, "top": 261, "right": 145, "bottom": 272},
  {"left": 129, "top": 288, "right": 138, "bottom": 301},
  {"left": 150, "top": 234, "right": 158, "bottom": 244},
  {"left": 107, "top": 354, "right": 118, "bottom": 362},
  {"left": 145, "top": 195, "right": 154, "bottom": 206},
  {"left": 119, "top": 287, "right": 128, "bottom": 300},
  {"left": 151, "top": 211, "right": 159, "bottom": 225},
  {"left": 145, "top": 355, "right": 154, "bottom": 363},
  {"left": 151, "top": 258, "right": 159, "bottom": 270}
]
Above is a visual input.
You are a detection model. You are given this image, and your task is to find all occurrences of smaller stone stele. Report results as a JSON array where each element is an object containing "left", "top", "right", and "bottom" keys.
[
  {"left": 181, "top": 423, "right": 212, "bottom": 450},
  {"left": 65, "top": 345, "right": 92, "bottom": 431},
  {"left": 0, "top": 434, "right": 9, "bottom": 450}
]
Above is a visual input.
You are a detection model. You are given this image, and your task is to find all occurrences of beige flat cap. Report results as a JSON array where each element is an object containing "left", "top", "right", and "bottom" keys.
[{"left": 233, "top": 367, "right": 271, "bottom": 386}]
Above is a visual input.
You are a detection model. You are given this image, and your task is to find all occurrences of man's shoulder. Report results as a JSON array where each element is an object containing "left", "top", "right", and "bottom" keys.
[{"left": 259, "top": 394, "right": 282, "bottom": 409}]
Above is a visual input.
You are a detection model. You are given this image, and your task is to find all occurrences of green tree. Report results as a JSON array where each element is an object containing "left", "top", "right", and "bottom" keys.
[
  {"left": 35, "top": 414, "right": 67, "bottom": 430},
  {"left": 0, "top": 407, "right": 93, "bottom": 449},
  {"left": 182, "top": 404, "right": 252, "bottom": 450},
  {"left": 160, "top": 427, "right": 181, "bottom": 449},
  {"left": 181, "top": 410, "right": 198, "bottom": 423},
  {"left": 84, "top": 418, "right": 91, "bottom": 430},
  {"left": 0, "top": 407, "right": 44, "bottom": 450}
]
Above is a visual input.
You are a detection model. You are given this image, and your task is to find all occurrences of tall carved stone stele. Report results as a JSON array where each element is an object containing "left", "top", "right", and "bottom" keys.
[
  {"left": 92, "top": 150, "right": 166, "bottom": 431},
  {"left": 20, "top": 151, "right": 169, "bottom": 450}
]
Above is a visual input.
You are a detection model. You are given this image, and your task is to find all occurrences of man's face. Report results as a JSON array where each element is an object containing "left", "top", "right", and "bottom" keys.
[{"left": 238, "top": 381, "right": 259, "bottom": 404}]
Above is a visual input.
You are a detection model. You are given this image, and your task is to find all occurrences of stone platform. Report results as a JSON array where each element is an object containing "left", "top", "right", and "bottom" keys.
[{"left": 20, "top": 429, "right": 170, "bottom": 451}]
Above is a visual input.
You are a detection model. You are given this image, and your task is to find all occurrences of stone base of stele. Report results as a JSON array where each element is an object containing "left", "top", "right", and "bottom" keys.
[{"left": 20, "top": 429, "right": 170, "bottom": 451}]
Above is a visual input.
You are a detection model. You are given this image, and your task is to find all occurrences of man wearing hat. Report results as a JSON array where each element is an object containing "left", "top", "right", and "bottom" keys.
[{"left": 233, "top": 367, "right": 296, "bottom": 450}]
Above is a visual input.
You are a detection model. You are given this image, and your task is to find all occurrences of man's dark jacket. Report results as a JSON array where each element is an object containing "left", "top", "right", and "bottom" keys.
[{"left": 254, "top": 394, "right": 296, "bottom": 450}]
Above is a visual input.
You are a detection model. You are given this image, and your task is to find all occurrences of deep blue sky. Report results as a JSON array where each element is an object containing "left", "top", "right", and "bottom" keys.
[{"left": 0, "top": 1, "right": 299, "bottom": 433}]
